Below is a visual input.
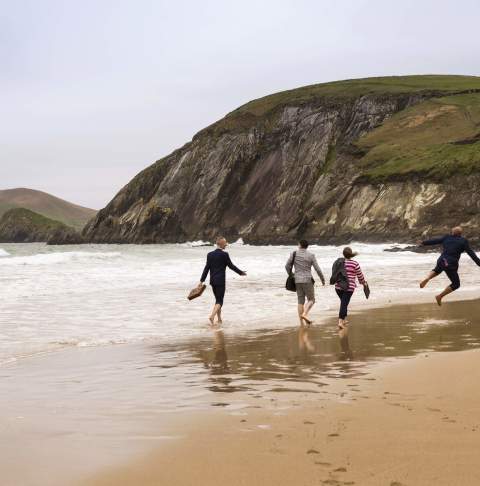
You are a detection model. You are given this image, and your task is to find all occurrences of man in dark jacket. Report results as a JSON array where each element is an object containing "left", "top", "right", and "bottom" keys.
[
  {"left": 419, "top": 226, "right": 480, "bottom": 305},
  {"left": 200, "top": 236, "right": 246, "bottom": 324}
]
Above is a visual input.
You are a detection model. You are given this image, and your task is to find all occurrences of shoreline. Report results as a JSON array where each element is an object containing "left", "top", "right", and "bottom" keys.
[
  {"left": 2, "top": 296, "right": 480, "bottom": 485},
  {"left": 3, "top": 286, "right": 480, "bottom": 369}
]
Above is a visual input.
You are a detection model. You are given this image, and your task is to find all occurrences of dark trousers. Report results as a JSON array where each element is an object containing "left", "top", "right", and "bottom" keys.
[
  {"left": 433, "top": 258, "right": 460, "bottom": 291},
  {"left": 211, "top": 285, "right": 226, "bottom": 306},
  {"left": 336, "top": 289, "right": 353, "bottom": 319}
]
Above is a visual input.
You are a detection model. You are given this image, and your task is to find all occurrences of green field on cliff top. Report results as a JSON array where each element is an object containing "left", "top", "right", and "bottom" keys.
[
  {"left": 227, "top": 75, "right": 480, "bottom": 181},
  {"left": 233, "top": 75, "right": 480, "bottom": 117},
  {"left": 357, "top": 91, "right": 480, "bottom": 180}
]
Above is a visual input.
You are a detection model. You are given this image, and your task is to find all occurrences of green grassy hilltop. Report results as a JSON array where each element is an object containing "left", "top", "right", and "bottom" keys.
[
  {"left": 358, "top": 91, "right": 480, "bottom": 180},
  {"left": 218, "top": 75, "right": 480, "bottom": 182},
  {"left": 0, "top": 188, "right": 96, "bottom": 230},
  {"left": 232, "top": 74, "right": 480, "bottom": 117}
]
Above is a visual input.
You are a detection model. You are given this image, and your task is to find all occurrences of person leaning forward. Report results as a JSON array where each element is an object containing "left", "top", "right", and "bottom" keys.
[{"left": 285, "top": 239, "right": 325, "bottom": 325}]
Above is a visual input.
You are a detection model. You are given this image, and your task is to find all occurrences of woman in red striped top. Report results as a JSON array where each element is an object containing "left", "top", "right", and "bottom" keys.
[{"left": 335, "top": 247, "right": 367, "bottom": 329}]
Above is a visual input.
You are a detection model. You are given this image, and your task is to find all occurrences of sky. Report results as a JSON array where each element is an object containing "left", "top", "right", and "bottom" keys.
[{"left": 2, "top": 0, "right": 480, "bottom": 209}]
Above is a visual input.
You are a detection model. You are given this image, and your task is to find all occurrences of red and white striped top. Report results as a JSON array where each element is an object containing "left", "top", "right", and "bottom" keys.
[{"left": 335, "top": 259, "right": 366, "bottom": 292}]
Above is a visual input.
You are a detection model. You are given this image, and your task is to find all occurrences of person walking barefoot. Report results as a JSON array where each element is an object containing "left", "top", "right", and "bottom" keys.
[
  {"left": 419, "top": 226, "right": 480, "bottom": 306},
  {"left": 332, "top": 247, "right": 367, "bottom": 329},
  {"left": 285, "top": 239, "right": 325, "bottom": 325},
  {"left": 200, "top": 236, "right": 247, "bottom": 325}
]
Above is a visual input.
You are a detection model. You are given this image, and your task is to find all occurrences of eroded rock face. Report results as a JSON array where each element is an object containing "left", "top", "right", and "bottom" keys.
[{"left": 83, "top": 92, "right": 480, "bottom": 244}]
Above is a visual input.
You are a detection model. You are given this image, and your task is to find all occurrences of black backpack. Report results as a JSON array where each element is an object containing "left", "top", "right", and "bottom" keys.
[{"left": 330, "top": 257, "right": 349, "bottom": 290}]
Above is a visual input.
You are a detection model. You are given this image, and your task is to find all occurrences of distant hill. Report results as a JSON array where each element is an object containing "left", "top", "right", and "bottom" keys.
[
  {"left": 0, "top": 208, "right": 83, "bottom": 244},
  {"left": 0, "top": 188, "right": 96, "bottom": 230}
]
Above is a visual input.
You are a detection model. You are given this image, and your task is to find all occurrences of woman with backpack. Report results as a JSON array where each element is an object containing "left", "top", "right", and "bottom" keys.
[{"left": 330, "top": 247, "right": 368, "bottom": 329}]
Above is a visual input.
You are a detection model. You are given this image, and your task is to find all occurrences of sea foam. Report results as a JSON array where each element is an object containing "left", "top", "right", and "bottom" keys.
[{"left": 0, "top": 250, "right": 121, "bottom": 266}]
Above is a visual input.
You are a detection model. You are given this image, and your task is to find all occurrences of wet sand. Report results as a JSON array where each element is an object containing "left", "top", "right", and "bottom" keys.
[
  {"left": 2, "top": 298, "right": 480, "bottom": 485},
  {"left": 87, "top": 346, "right": 480, "bottom": 486}
]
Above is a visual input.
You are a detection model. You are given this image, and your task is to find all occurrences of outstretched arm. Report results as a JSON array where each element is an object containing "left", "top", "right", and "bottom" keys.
[
  {"left": 422, "top": 236, "right": 446, "bottom": 246},
  {"left": 312, "top": 255, "right": 325, "bottom": 285},
  {"left": 226, "top": 253, "right": 246, "bottom": 276},
  {"left": 465, "top": 241, "right": 480, "bottom": 266}
]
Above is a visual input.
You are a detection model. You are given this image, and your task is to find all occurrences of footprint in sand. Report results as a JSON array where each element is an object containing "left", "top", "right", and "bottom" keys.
[
  {"left": 307, "top": 448, "right": 320, "bottom": 454},
  {"left": 315, "top": 461, "right": 332, "bottom": 467},
  {"left": 303, "top": 420, "right": 315, "bottom": 425},
  {"left": 442, "top": 416, "right": 456, "bottom": 423},
  {"left": 328, "top": 433, "right": 340, "bottom": 437}
]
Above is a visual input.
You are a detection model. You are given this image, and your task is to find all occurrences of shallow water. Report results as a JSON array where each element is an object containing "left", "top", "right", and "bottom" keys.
[
  {"left": 1, "top": 241, "right": 480, "bottom": 364},
  {"left": 2, "top": 298, "right": 480, "bottom": 485}
]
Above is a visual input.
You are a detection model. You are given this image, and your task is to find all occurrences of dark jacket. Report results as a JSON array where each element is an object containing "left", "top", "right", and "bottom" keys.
[
  {"left": 200, "top": 248, "right": 245, "bottom": 286},
  {"left": 423, "top": 235, "right": 480, "bottom": 268},
  {"left": 330, "top": 257, "right": 349, "bottom": 290}
]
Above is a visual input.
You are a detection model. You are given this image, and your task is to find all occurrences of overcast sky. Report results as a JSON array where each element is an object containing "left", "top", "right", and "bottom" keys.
[{"left": 2, "top": 0, "right": 479, "bottom": 209}]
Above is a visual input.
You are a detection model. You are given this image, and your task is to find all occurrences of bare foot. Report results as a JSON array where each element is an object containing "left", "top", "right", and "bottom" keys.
[
  {"left": 338, "top": 319, "right": 345, "bottom": 329},
  {"left": 208, "top": 316, "right": 215, "bottom": 325},
  {"left": 217, "top": 319, "right": 223, "bottom": 325},
  {"left": 435, "top": 295, "right": 442, "bottom": 306},
  {"left": 302, "top": 314, "right": 313, "bottom": 325},
  {"left": 420, "top": 279, "right": 429, "bottom": 289}
]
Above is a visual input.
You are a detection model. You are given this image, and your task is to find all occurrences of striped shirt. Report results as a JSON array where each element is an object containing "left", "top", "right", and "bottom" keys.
[{"left": 335, "top": 259, "right": 365, "bottom": 292}]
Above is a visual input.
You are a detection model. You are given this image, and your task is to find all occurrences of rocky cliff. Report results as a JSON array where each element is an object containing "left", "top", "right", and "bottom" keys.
[
  {"left": 83, "top": 75, "right": 480, "bottom": 244},
  {"left": 0, "top": 208, "right": 84, "bottom": 244}
]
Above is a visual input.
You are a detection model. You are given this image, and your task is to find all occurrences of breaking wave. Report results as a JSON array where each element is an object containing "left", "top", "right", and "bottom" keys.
[{"left": 0, "top": 250, "right": 121, "bottom": 266}]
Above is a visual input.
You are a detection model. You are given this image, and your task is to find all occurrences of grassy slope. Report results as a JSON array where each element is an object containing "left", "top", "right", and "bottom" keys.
[
  {"left": 0, "top": 208, "right": 68, "bottom": 231},
  {"left": 357, "top": 92, "right": 480, "bottom": 180},
  {"left": 0, "top": 188, "right": 96, "bottom": 229},
  {"left": 230, "top": 75, "right": 480, "bottom": 118}
]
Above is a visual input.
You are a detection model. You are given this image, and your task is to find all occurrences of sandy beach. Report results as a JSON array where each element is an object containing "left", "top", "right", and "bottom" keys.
[
  {"left": 88, "top": 347, "right": 480, "bottom": 486},
  {"left": 2, "top": 296, "right": 480, "bottom": 485}
]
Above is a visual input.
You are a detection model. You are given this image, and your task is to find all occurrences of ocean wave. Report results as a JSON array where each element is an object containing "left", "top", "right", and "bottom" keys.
[
  {"left": 0, "top": 250, "right": 121, "bottom": 266},
  {"left": 0, "top": 248, "right": 10, "bottom": 257},
  {"left": 180, "top": 240, "right": 213, "bottom": 247}
]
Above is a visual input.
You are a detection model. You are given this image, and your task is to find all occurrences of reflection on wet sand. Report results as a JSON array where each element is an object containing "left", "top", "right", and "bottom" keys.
[
  {"left": 338, "top": 327, "right": 353, "bottom": 361},
  {"left": 177, "top": 298, "right": 480, "bottom": 405}
]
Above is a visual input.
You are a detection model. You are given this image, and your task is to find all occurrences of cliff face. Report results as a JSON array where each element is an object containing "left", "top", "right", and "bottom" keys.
[
  {"left": 0, "top": 208, "right": 83, "bottom": 244},
  {"left": 83, "top": 76, "right": 480, "bottom": 244}
]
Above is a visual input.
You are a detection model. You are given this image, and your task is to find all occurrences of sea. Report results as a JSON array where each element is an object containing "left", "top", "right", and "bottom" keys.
[{"left": 1, "top": 240, "right": 480, "bottom": 366}]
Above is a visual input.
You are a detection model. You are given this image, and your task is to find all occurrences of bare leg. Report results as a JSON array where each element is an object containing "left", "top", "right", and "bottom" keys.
[
  {"left": 435, "top": 286, "right": 453, "bottom": 306},
  {"left": 420, "top": 271, "right": 437, "bottom": 288},
  {"left": 209, "top": 304, "right": 221, "bottom": 325},
  {"left": 217, "top": 306, "right": 223, "bottom": 325},
  {"left": 297, "top": 304, "right": 305, "bottom": 325},
  {"left": 338, "top": 318, "right": 345, "bottom": 329},
  {"left": 302, "top": 300, "right": 314, "bottom": 325}
]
